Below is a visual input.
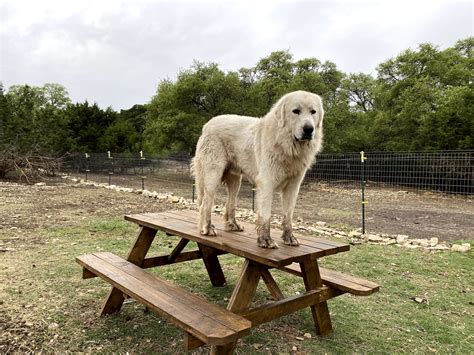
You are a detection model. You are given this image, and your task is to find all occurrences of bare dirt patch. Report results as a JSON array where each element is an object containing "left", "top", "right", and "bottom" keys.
[
  {"left": 74, "top": 172, "right": 473, "bottom": 242},
  {"left": 2, "top": 177, "right": 472, "bottom": 245}
]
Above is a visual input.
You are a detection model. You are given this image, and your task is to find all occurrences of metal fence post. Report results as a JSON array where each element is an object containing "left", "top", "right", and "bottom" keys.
[
  {"left": 360, "top": 151, "right": 367, "bottom": 234},
  {"left": 85, "top": 153, "right": 89, "bottom": 182},
  {"left": 252, "top": 187, "right": 255, "bottom": 212},
  {"left": 108, "top": 151, "right": 113, "bottom": 185},
  {"left": 140, "top": 151, "right": 146, "bottom": 190}
]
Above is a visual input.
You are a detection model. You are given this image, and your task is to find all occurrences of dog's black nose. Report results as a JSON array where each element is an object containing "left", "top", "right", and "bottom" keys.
[{"left": 303, "top": 125, "right": 314, "bottom": 136}]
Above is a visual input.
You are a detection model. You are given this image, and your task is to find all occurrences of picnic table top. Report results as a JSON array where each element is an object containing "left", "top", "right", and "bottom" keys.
[{"left": 125, "top": 210, "right": 349, "bottom": 268}]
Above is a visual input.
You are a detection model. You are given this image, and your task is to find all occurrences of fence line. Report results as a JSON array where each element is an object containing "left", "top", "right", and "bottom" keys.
[{"left": 63, "top": 150, "right": 473, "bottom": 195}]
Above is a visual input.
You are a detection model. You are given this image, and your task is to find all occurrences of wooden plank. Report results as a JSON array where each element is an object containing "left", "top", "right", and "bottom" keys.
[
  {"left": 135, "top": 211, "right": 323, "bottom": 259},
  {"left": 168, "top": 238, "right": 189, "bottom": 263},
  {"left": 125, "top": 212, "right": 345, "bottom": 267},
  {"left": 125, "top": 213, "right": 291, "bottom": 267},
  {"left": 227, "top": 259, "right": 261, "bottom": 313},
  {"left": 259, "top": 268, "right": 284, "bottom": 301},
  {"left": 82, "top": 268, "right": 96, "bottom": 279},
  {"left": 77, "top": 253, "right": 251, "bottom": 345},
  {"left": 211, "top": 343, "right": 235, "bottom": 355},
  {"left": 279, "top": 263, "right": 379, "bottom": 296},
  {"left": 127, "top": 226, "right": 157, "bottom": 266},
  {"left": 171, "top": 210, "right": 350, "bottom": 255},
  {"left": 79, "top": 254, "right": 227, "bottom": 343},
  {"left": 239, "top": 287, "right": 342, "bottom": 327},
  {"left": 300, "top": 260, "right": 332, "bottom": 336},
  {"left": 136, "top": 212, "right": 316, "bottom": 262},
  {"left": 101, "top": 226, "right": 156, "bottom": 315},
  {"left": 143, "top": 250, "right": 202, "bottom": 268},
  {"left": 97, "top": 252, "right": 249, "bottom": 334},
  {"left": 184, "top": 333, "right": 205, "bottom": 352},
  {"left": 319, "top": 267, "right": 380, "bottom": 295},
  {"left": 164, "top": 210, "right": 341, "bottom": 257},
  {"left": 199, "top": 244, "right": 226, "bottom": 287}
]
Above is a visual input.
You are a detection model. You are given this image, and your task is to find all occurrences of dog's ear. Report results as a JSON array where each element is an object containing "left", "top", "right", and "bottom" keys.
[
  {"left": 315, "top": 96, "right": 324, "bottom": 128},
  {"left": 317, "top": 106, "right": 324, "bottom": 128},
  {"left": 274, "top": 99, "right": 286, "bottom": 128}
]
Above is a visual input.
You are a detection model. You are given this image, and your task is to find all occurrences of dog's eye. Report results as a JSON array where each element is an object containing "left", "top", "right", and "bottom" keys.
[
  {"left": 292, "top": 109, "right": 300, "bottom": 115},
  {"left": 310, "top": 109, "right": 316, "bottom": 114}
]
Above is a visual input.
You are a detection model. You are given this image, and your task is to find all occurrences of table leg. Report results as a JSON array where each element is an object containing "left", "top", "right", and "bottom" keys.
[
  {"left": 209, "top": 259, "right": 261, "bottom": 354},
  {"left": 299, "top": 259, "right": 333, "bottom": 335},
  {"left": 198, "top": 244, "right": 226, "bottom": 287},
  {"left": 227, "top": 259, "right": 261, "bottom": 312},
  {"left": 101, "top": 226, "right": 157, "bottom": 315}
]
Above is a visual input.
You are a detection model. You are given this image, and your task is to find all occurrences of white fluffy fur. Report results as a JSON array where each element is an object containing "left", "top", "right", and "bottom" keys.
[{"left": 191, "top": 90, "right": 324, "bottom": 248}]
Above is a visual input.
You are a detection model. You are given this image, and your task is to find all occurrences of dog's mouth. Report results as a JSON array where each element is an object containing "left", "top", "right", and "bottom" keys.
[{"left": 295, "top": 135, "right": 313, "bottom": 142}]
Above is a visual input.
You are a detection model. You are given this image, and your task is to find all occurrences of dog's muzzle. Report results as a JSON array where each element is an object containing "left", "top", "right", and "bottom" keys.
[{"left": 297, "top": 124, "right": 314, "bottom": 141}]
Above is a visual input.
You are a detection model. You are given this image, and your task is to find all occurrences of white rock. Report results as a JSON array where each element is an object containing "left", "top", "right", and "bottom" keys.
[
  {"left": 410, "top": 239, "right": 430, "bottom": 247},
  {"left": 349, "top": 230, "right": 362, "bottom": 238},
  {"left": 170, "top": 196, "right": 180, "bottom": 203},
  {"left": 396, "top": 235, "right": 409, "bottom": 244},
  {"left": 316, "top": 221, "right": 326, "bottom": 227},
  {"left": 451, "top": 244, "right": 471, "bottom": 253},
  {"left": 429, "top": 237, "right": 439, "bottom": 246},
  {"left": 428, "top": 245, "right": 450, "bottom": 251},
  {"left": 367, "top": 234, "right": 384, "bottom": 243},
  {"left": 303, "top": 332, "right": 312, "bottom": 339}
]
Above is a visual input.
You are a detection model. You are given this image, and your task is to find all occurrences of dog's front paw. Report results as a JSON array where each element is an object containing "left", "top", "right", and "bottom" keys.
[
  {"left": 257, "top": 236, "right": 279, "bottom": 249},
  {"left": 225, "top": 220, "right": 244, "bottom": 232},
  {"left": 282, "top": 232, "right": 300, "bottom": 246},
  {"left": 200, "top": 223, "right": 217, "bottom": 236}
]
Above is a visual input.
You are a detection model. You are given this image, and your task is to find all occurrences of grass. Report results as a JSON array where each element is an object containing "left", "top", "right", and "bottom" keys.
[{"left": 1, "top": 217, "right": 473, "bottom": 354}]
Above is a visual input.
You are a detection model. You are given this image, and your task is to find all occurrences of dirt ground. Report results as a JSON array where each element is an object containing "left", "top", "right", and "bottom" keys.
[{"left": 0, "top": 177, "right": 472, "bottom": 245}]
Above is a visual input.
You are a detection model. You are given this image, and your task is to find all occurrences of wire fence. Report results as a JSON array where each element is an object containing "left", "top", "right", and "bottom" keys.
[
  {"left": 63, "top": 150, "right": 473, "bottom": 196},
  {"left": 55, "top": 150, "right": 473, "bottom": 240}
]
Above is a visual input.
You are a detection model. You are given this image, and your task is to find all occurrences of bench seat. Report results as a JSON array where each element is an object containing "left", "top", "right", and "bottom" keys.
[
  {"left": 280, "top": 263, "right": 379, "bottom": 296},
  {"left": 76, "top": 252, "right": 251, "bottom": 346}
]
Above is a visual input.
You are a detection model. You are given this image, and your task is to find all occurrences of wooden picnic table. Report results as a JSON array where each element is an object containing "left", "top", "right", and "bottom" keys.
[{"left": 77, "top": 210, "right": 379, "bottom": 354}]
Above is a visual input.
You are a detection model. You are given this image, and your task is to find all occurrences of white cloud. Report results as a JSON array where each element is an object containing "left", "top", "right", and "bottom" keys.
[{"left": 1, "top": 0, "right": 472, "bottom": 109}]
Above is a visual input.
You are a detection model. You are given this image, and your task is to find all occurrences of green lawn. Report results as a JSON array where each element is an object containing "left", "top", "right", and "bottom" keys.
[{"left": 1, "top": 217, "right": 473, "bottom": 354}]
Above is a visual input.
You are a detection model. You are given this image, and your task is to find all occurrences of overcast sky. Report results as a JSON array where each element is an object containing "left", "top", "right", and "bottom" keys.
[{"left": 1, "top": 0, "right": 472, "bottom": 110}]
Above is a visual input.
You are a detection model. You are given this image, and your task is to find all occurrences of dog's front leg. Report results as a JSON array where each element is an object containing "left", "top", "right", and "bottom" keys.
[
  {"left": 256, "top": 179, "right": 278, "bottom": 249},
  {"left": 280, "top": 175, "right": 305, "bottom": 246}
]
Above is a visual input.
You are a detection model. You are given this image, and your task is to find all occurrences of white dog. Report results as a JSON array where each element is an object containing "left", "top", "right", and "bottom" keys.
[{"left": 191, "top": 91, "right": 324, "bottom": 248}]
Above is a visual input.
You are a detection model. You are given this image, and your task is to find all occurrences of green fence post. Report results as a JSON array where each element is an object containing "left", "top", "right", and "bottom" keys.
[{"left": 360, "top": 151, "right": 367, "bottom": 234}]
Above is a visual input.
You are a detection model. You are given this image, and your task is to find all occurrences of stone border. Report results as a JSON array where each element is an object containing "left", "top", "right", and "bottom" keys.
[{"left": 63, "top": 175, "right": 471, "bottom": 254}]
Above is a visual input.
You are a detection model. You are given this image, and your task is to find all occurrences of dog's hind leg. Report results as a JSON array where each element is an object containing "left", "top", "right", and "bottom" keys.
[
  {"left": 198, "top": 158, "right": 226, "bottom": 236},
  {"left": 222, "top": 171, "right": 244, "bottom": 231}
]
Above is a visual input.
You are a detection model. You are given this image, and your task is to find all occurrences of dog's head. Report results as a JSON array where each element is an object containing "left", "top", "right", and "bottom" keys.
[{"left": 273, "top": 91, "right": 324, "bottom": 142}]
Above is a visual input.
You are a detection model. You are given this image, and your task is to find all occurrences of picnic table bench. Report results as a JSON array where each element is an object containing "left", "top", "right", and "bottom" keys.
[{"left": 77, "top": 210, "right": 379, "bottom": 354}]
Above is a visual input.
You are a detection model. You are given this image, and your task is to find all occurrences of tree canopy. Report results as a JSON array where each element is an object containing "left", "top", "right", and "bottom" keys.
[{"left": 1, "top": 37, "right": 472, "bottom": 156}]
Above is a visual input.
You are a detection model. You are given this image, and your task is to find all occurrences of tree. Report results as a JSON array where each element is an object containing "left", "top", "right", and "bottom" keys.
[
  {"left": 145, "top": 62, "right": 243, "bottom": 154},
  {"left": 373, "top": 39, "right": 473, "bottom": 150},
  {"left": 64, "top": 101, "right": 117, "bottom": 152}
]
